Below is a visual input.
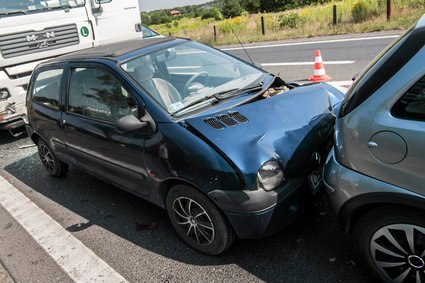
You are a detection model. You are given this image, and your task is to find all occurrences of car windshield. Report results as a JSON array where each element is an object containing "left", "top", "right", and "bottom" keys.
[
  {"left": 0, "top": 0, "right": 85, "bottom": 16},
  {"left": 121, "top": 41, "right": 265, "bottom": 115}
]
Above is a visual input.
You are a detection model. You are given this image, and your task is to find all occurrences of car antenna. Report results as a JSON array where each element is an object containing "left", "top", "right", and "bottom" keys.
[{"left": 224, "top": 19, "right": 254, "bottom": 65}]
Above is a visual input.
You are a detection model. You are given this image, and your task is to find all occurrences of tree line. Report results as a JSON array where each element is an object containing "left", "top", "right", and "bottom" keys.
[{"left": 141, "top": 0, "right": 330, "bottom": 25}]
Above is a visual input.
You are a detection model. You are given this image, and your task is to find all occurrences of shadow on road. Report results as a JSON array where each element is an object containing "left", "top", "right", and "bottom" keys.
[
  {"left": 4, "top": 153, "right": 371, "bottom": 282},
  {"left": 0, "top": 128, "right": 28, "bottom": 146}
]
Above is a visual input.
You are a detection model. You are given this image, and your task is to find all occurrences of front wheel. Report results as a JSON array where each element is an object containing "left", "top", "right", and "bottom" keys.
[
  {"left": 166, "top": 185, "right": 234, "bottom": 255},
  {"left": 353, "top": 207, "right": 425, "bottom": 283}
]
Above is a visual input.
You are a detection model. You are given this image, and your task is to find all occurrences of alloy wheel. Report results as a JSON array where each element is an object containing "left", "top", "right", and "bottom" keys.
[
  {"left": 39, "top": 144, "right": 56, "bottom": 172},
  {"left": 172, "top": 197, "right": 215, "bottom": 246},
  {"left": 370, "top": 224, "right": 425, "bottom": 283}
]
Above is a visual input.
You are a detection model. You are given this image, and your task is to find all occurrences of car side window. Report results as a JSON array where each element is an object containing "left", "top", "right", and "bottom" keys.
[
  {"left": 392, "top": 75, "right": 425, "bottom": 122},
  {"left": 68, "top": 67, "right": 138, "bottom": 122},
  {"left": 31, "top": 69, "right": 63, "bottom": 110}
]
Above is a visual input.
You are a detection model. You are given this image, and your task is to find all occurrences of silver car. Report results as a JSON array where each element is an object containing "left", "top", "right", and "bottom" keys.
[{"left": 324, "top": 14, "right": 425, "bottom": 283}]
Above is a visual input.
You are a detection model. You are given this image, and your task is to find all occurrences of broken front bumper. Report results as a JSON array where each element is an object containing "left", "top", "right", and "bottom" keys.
[{"left": 208, "top": 176, "right": 319, "bottom": 239}]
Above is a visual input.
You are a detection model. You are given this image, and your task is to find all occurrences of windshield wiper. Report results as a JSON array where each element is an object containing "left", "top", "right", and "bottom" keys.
[
  {"left": 0, "top": 10, "right": 27, "bottom": 16},
  {"left": 213, "top": 82, "right": 264, "bottom": 100},
  {"left": 171, "top": 95, "right": 218, "bottom": 116},
  {"left": 171, "top": 78, "right": 267, "bottom": 116},
  {"left": 38, "top": 5, "right": 72, "bottom": 12}
]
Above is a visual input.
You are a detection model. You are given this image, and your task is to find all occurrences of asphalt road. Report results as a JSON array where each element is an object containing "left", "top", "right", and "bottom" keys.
[
  {"left": 220, "top": 30, "right": 403, "bottom": 82},
  {"left": 0, "top": 31, "right": 403, "bottom": 282}
]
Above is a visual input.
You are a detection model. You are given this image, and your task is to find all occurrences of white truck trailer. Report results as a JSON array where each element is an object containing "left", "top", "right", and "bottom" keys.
[{"left": 0, "top": 0, "right": 142, "bottom": 133}]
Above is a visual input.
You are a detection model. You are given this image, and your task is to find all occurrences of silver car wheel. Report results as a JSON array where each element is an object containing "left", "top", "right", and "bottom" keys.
[
  {"left": 39, "top": 144, "right": 56, "bottom": 172},
  {"left": 370, "top": 224, "right": 425, "bottom": 283},
  {"left": 172, "top": 197, "right": 215, "bottom": 246}
]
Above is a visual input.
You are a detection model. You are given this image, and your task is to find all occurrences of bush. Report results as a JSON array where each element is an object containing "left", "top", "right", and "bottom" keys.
[
  {"left": 279, "top": 13, "right": 303, "bottom": 28},
  {"left": 217, "top": 16, "right": 247, "bottom": 34},
  {"left": 351, "top": 2, "right": 369, "bottom": 22},
  {"left": 220, "top": 0, "right": 243, "bottom": 19},
  {"left": 201, "top": 8, "right": 223, "bottom": 20}
]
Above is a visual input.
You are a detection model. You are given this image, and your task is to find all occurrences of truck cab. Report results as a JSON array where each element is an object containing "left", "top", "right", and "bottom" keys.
[{"left": 0, "top": 0, "right": 142, "bottom": 132}]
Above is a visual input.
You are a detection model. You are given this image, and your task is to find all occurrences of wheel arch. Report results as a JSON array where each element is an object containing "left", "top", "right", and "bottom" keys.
[
  {"left": 340, "top": 192, "right": 425, "bottom": 234},
  {"left": 157, "top": 178, "right": 206, "bottom": 208},
  {"left": 30, "top": 132, "right": 41, "bottom": 145}
]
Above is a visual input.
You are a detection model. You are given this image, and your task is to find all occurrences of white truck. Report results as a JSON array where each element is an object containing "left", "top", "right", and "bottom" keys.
[{"left": 0, "top": 0, "right": 143, "bottom": 133}]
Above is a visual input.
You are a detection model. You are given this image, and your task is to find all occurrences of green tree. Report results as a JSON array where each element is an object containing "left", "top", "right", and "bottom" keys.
[
  {"left": 150, "top": 10, "right": 171, "bottom": 25},
  {"left": 140, "top": 12, "right": 151, "bottom": 25},
  {"left": 261, "top": 0, "right": 283, "bottom": 12},
  {"left": 201, "top": 8, "right": 222, "bottom": 20},
  {"left": 240, "top": 0, "right": 261, "bottom": 13},
  {"left": 220, "top": 0, "right": 243, "bottom": 19}
]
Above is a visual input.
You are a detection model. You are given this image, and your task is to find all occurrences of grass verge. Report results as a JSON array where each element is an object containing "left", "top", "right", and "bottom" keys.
[{"left": 150, "top": 0, "right": 425, "bottom": 45}]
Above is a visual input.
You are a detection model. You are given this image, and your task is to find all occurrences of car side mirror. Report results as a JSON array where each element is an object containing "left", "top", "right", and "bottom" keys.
[{"left": 116, "top": 115, "right": 147, "bottom": 133}]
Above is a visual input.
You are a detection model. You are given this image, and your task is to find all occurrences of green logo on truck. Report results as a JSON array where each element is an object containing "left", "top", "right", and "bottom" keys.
[{"left": 80, "top": 26, "right": 89, "bottom": 37}]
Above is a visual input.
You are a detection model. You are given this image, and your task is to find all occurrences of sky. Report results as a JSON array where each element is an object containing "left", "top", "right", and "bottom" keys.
[{"left": 138, "top": 0, "right": 212, "bottom": 12}]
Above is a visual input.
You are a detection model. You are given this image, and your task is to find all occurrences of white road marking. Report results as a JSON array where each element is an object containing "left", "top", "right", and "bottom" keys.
[
  {"left": 0, "top": 176, "right": 128, "bottom": 283},
  {"left": 261, "top": 61, "right": 355, "bottom": 66},
  {"left": 220, "top": 35, "right": 399, "bottom": 51}
]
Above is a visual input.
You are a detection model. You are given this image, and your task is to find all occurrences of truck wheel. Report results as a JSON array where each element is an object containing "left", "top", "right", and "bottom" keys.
[
  {"left": 37, "top": 139, "right": 68, "bottom": 177},
  {"left": 166, "top": 184, "right": 234, "bottom": 255},
  {"left": 353, "top": 207, "right": 425, "bottom": 283}
]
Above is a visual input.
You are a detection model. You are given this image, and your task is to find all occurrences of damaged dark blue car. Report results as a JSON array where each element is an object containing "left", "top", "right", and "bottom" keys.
[{"left": 26, "top": 37, "right": 344, "bottom": 255}]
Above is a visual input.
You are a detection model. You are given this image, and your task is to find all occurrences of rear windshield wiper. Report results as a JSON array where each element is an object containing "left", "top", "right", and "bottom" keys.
[{"left": 213, "top": 82, "right": 264, "bottom": 100}]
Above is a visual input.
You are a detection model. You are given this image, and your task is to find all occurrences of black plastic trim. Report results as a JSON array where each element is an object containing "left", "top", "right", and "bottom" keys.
[{"left": 339, "top": 192, "right": 425, "bottom": 234}]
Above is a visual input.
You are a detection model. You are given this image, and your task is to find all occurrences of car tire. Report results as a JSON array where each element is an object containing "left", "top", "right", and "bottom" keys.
[
  {"left": 37, "top": 139, "right": 68, "bottom": 177},
  {"left": 166, "top": 184, "right": 234, "bottom": 255},
  {"left": 353, "top": 206, "right": 425, "bottom": 283}
]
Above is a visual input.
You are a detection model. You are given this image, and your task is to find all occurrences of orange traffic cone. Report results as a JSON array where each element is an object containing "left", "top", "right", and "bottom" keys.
[{"left": 309, "top": 50, "right": 331, "bottom": 82}]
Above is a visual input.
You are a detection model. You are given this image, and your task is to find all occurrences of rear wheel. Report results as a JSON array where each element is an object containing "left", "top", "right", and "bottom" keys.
[
  {"left": 166, "top": 184, "right": 234, "bottom": 255},
  {"left": 353, "top": 207, "right": 425, "bottom": 283},
  {"left": 37, "top": 139, "right": 68, "bottom": 177}
]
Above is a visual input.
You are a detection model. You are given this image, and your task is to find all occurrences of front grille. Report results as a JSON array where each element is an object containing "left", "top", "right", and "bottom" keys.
[
  {"left": 204, "top": 117, "right": 225, "bottom": 130},
  {"left": 217, "top": 114, "right": 237, "bottom": 126},
  {"left": 229, "top": 111, "right": 249, "bottom": 123},
  {"left": 0, "top": 24, "right": 80, "bottom": 59}
]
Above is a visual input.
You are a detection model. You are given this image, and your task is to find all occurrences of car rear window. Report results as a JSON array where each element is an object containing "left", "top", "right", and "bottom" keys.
[
  {"left": 31, "top": 69, "right": 63, "bottom": 110},
  {"left": 339, "top": 26, "right": 425, "bottom": 117},
  {"left": 391, "top": 75, "right": 425, "bottom": 121}
]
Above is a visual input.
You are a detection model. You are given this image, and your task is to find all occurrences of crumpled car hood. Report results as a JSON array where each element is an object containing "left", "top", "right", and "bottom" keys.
[{"left": 186, "top": 82, "right": 344, "bottom": 189}]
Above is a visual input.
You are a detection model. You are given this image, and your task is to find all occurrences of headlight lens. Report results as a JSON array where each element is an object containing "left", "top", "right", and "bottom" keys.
[
  {"left": 0, "top": 89, "right": 10, "bottom": 100},
  {"left": 257, "top": 161, "right": 284, "bottom": 191}
]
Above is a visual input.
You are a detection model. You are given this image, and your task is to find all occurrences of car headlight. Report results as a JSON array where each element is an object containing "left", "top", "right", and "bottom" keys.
[
  {"left": 257, "top": 161, "right": 284, "bottom": 191},
  {"left": 0, "top": 89, "right": 10, "bottom": 100}
]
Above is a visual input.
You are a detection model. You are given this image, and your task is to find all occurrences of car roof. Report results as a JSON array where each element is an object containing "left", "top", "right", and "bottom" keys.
[{"left": 45, "top": 36, "right": 182, "bottom": 64}]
